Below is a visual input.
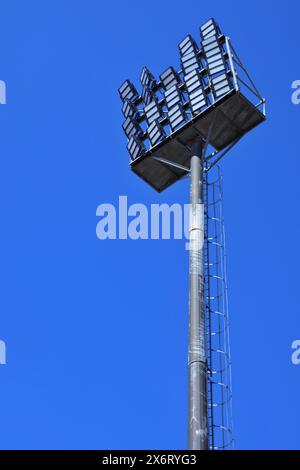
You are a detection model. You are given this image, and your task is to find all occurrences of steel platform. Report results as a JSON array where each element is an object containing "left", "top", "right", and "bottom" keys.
[{"left": 130, "top": 89, "right": 265, "bottom": 192}]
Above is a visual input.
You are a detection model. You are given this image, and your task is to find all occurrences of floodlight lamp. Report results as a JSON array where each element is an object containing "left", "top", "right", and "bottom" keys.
[
  {"left": 164, "top": 85, "right": 182, "bottom": 109},
  {"left": 184, "top": 69, "right": 203, "bottom": 93},
  {"left": 200, "top": 18, "right": 221, "bottom": 40},
  {"left": 179, "top": 35, "right": 198, "bottom": 56},
  {"left": 142, "top": 86, "right": 154, "bottom": 106},
  {"left": 141, "top": 67, "right": 156, "bottom": 89},
  {"left": 206, "top": 55, "right": 226, "bottom": 76},
  {"left": 159, "top": 67, "right": 180, "bottom": 90},
  {"left": 168, "top": 104, "right": 187, "bottom": 131},
  {"left": 189, "top": 88, "right": 207, "bottom": 114},
  {"left": 147, "top": 120, "right": 166, "bottom": 147},
  {"left": 211, "top": 73, "right": 232, "bottom": 99},
  {"left": 118, "top": 79, "right": 138, "bottom": 102},
  {"left": 122, "top": 99, "right": 137, "bottom": 119},
  {"left": 202, "top": 35, "right": 221, "bottom": 51},
  {"left": 203, "top": 36, "right": 226, "bottom": 77},
  {"left": 122, "top": 116, "right": 142, "bottom": 139},
  {"left": 181, "top": 50, "right": 200, "bottom": 75},
  {"left": 127, "top": 135, "right": 145, "bottom": 161},
  {"left": 144, "top": 99, "right": 163, "bottom": 125}
]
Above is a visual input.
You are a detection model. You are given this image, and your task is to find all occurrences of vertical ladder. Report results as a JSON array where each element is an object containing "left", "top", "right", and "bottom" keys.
[{"left": 204, "top": 167, "right": 234, "bottom": 450}]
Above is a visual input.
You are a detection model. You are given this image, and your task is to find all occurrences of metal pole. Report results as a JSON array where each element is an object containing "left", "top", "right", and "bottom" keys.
[{"left": 188, "top": 140, "right": 208, "bottom": 450}]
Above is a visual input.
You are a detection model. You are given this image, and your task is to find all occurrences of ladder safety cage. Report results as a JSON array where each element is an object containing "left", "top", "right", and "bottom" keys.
[{"left": 204, "top": 166, "right": 234, "bottom": 450}]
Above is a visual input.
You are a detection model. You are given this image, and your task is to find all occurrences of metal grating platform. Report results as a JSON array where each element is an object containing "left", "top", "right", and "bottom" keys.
[{"left": 131, "top": 90, "right": 265, "bottom": 192}]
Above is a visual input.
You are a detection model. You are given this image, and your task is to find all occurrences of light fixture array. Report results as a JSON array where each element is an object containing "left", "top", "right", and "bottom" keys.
[{"left": 119, "top": 18, "right": 232, "bottom": 161}]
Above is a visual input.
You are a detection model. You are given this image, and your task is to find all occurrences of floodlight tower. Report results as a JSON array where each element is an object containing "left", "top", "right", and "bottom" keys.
[{"left": 118, "top": 18, "right": 266, "bottom": 450}]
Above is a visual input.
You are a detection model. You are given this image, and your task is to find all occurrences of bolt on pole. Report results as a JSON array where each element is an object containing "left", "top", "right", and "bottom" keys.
[{"left": 188, "top": 140, "right": 208, "bottom": 450}]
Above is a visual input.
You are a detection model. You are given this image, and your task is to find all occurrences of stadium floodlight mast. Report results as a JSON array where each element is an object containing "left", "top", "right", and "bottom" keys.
[{"left": 118, "top": 18, "right": 266, "bottom": 450}]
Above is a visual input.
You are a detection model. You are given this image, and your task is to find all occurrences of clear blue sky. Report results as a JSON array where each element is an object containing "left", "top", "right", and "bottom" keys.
[{"left": 0, "top": 0, "right": 299, "bottom": 450}]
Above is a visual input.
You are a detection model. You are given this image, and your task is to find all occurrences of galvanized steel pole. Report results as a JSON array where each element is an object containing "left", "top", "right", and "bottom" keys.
[{"left": 188, "top": 141, "right": 208, "bottom": 450}]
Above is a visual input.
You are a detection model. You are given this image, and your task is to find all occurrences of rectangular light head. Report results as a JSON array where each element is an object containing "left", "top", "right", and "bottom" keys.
[
  {"left": 141, "top": 67, "right": 156, "bottom": 89},
  {"left": 179, "top": 35, "right": 198, "bottom": 56},
  {"left": 184, "top": 69, "right": 203, "bottom": 94},
  {"left": 118, "top": 79, "right": 138, "bottom": 102},
  {"left": 122, "top": 116, "right": 141, "bottom": 139},
  {"left": 203, "top": 35, "right": 225, "bottom": 76},
  {"left": 205, "top": 48, "right": 226, "bottom": 75},
  {"left": 127, "top": 136, "right": 145, "bottom": 161},
  {"left": 200, "top": 18, "right": 221, "bottom": 39},
  {"left": 144, "top": 99, "right": 163, "bottom": 125},
  {"left": 122, "top": 99, "right": 137, "bottom": 119},
  {"left": 189, "top": 87, "right": 207, "bottom": 114},
  {"left": 202, "top": 35, "right": 220, "bottom": 51},
  {"left": 211, "top": 73, "right": 232, "bottom": 99},
  {"left": 181, "top": 50, "right": 199, "bottom": 75},
  {"left": 168, "top": 104, "right": 186, "bottom": 131},
  {"left": 164, "top": 85, "right": 181, "bottom": 109},
  {"left": 160, "top": 67, "right": 180, "bottom": 90},
  {"left": 206, "top": 53, "right": 225, "bottom": 76},
  {"left": 147, "top": 120, "right": 166, "bottom": 147},
  {"left": 142, "top": 86, "right": 154, "bottom": 106}
]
